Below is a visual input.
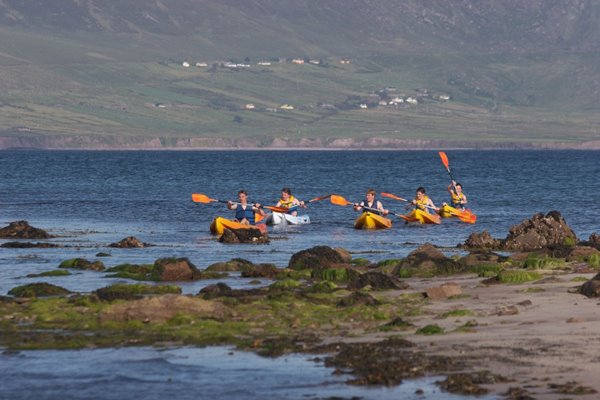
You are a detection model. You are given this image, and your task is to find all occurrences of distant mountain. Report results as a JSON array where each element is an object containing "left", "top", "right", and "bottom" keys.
[{"left": 1, "top": 0, "right": 599, "bottom": 149}]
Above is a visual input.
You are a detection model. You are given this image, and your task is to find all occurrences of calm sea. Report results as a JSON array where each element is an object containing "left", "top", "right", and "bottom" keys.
[{"left": 0, "top": 149, "right": 597, "bottom": 399}]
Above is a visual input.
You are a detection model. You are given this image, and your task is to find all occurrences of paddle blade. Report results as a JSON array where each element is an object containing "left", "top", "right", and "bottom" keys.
[
  {"left": 264, "top": 205, "right": 291, "bottom": 213},
  {"left": 330, "top": 194, "right": 351, "bottom": 206},
  {"left": 438, "top": 151, "right": 450, "bottom": 171},
  {"left": 381, "top": 192, "right": 409, "bottom": 202},
  {"left": 307, "top": 194, "right": 331, "bottom": 203},
  {"left": 192, "top": 193, "right": 216, "bottom": 203}
]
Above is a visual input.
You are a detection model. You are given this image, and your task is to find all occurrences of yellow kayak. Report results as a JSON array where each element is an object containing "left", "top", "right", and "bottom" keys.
[
  {"left": 210, "top": 216, "right": 267, "bottom": 235},
  {"left": 354, "top": 212, "right": 392, "bottom": 230},
  {"left": 437, "top": 204, "right": 477, "bottom": 224},
  {"left": 402, "top": 209, "right": 441, "bottom": 225}
]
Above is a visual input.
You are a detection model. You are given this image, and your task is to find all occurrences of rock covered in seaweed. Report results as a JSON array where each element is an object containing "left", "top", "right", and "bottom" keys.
[{"left": 0, "top": 220, "right": 52, "bottom": 239}]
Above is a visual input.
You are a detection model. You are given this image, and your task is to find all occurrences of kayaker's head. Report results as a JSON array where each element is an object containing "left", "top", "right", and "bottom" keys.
[
  {"left": 416, "top": 187, "right": 426, "bottom": 200},
  {"left": 281, "top": 187, "right": 292, "bottom": 201},
  {"left": 455, "top": 183, "right": 463, "bottom": 193},
  {"left": 238, "top": 190, "right": 249, "bottom": 204},
  {"left": 365, "top": 189, "right": 376, "bottom": 201}
]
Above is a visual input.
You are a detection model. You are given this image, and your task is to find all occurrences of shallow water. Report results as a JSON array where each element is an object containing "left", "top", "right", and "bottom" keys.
[
  {"left": 0, "top": 346, "right": 495, "bottom": 400},
  {"left": 0, "top": 150, "right": 598, "bottom": 295}
]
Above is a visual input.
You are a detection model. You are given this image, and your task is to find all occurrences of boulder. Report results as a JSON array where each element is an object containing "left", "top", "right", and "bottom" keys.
[
  {"left": 99, "top": 294, "right": 230, "bottom": 323},
  {"left": 0, "top": 220, "right": 52, "bottom": 239},
  {"left": 425, "top": 283, "right": 462, "bottom": 300},
  {"left": 462, "top": 230, "right": 501, "bottom": 249},
  {"left": 219, "top": 228, "right": 269, "bottom": 244},
  {"left": 95, "top": 283, "right": 182, "bottom": 301},
  {"left": 109, "top": 236, "right": 147, "bottom": 248},
  {"left": 580, "top": 273, "right": 600, "bottom": 298},
  {"left": 8, "top": 282, "right": 71, "bottom": 298},
  {"left": 584, "top": 233, "right": 600, "bottom": 250},
  {"left": 241, "top": 263, "right": 279, "bottom": 279},
  {"left": 154, "top": 257, "right": 202, "bottom": 281},
  {"left": 393, "top": 243, "right": 466, "bottom": 277},
  {"left": 347, "top": 272, "right": 409, "bottom": 291},
  {"left": 459, "top": 251, "right": 508, "bottom": 267},
  {"left": 288, "top": 246, "right": 349, "bottom": 270},
  {"left": 565, "top": 246, "right": 600, "bottom": 262},
  {"left": 59, "top": 258, "right": 105, "bottom": 271},
  {"left": 205, "top": 258, "right": 255, "bottom": 272},
  {"left": 501, "top": 211, "right": 577, "bottom": 252}
]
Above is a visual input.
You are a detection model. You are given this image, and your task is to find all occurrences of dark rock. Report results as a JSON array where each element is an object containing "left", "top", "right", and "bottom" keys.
[
  {"left": 288, "top": 246, "right": 350, "bottom": 270},
  {"left": 241, "top": 263, "right": 279, "bottom": 279},
  {"left": 565, "top": 246, "right": 600, "bottom": 262},
  {"left": 59, "top": 258, "right": 105, "bottom": 271},
  {"left": 205, "top": 258, "right": 255, "bottom": 272},
  {"left": 109, "top": 236, "right": 148, "bottom": 248},
  {"left": 95, "top": 283, "right": 182, "bottom": 301},
  {"left": 0, "top": 220, "right": 52, "bottom": 239},
  {"left": 8, "top": 282, "right": 71, "bottom": 298},
  {"left": 462, "top": 230, "right": 501, "bottom": 249},
  {"left": 337, "top": 291, "right": 380, "bottom": 307},
  {"left": 347, "top": 271, "right": 409, "bottom": 291},
  {"left": 459, "top": 250, "right": 508, "bottom": 267},
  {"left": 393, "top": 243, "right": 467, "bottom": 277},
  {"left": 219, "top": 228, "right": 269, "bottom": 244},
  {"left": 96, "top": 252, "right": 111, "bottom": 257},
  {"left": 501, "top": 211, "right": 577, "bottom": 252},
  {"left": 580, "top": 272, "right": 600, "bottom": 298},
  {"left": 197, "top": 283, "right": 234, "bottom": 299},
  {"left": 1, "top": 241, "right": 59, "bottom": 248},
  {"left": 438, "top": 371, "right": 507, "bottom": 396},
  {"left": 425, "top": 283, "right": 462, "bottom": 300},
  {"left": 154, "top": 257, "right": 202, "bottom": 281}
]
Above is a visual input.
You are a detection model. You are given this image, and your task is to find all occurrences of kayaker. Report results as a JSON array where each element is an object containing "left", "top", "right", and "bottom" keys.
[
  {"left": 227, "top": 190, "right": 265, "bottom": 225},
  {"left": 411, "top": 187, "right": 438, "bottom": 214},
  {"left": 353, "top": 189, "right": 389, "bottom": 216},
  {"left": 446, "top": 180, "right": 468, "bottom": 210},
  {"left": 275, "top": 188, "right": 305, "bottom": 216}
]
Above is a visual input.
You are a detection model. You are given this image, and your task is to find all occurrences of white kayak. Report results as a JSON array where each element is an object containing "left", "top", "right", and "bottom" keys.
[{"left": 265, "top": 212, "right": 311, "bottom": 225}]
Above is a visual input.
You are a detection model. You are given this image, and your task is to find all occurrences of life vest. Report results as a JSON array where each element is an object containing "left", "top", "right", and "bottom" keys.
[
  {"left": 278, "top": 195, "right": 296, "bottom": 211},
  {"left": 451, "top": 191, "right": 466, "bottom": 208},
  {"left": 361, "top": 199, "right": 382, "bottom": 215},
  {"left": 416, "top": 195, "right": 434, "bottom": 214},
  {"left": 235, "top": 204, "right": 255, "bottom": 224}
]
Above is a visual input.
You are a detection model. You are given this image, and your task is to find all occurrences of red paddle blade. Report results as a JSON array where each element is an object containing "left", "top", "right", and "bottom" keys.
[
  {"left": 381, "top": 192, "right": 409, "bottom": 202},
  {"left": 330, "top": 194, "right": 351, "bottom": 206},
  {"left": 308, "top": 194, "right": 331, "bottom": 203},
  {"left": 264, "top": 205, "right": 290, "bottom": 213},
  {"left": 439, "top": 151, "right": 450, "bottom": 171},
  {"left": 192, "top": 193, "right": 216, "bottom": 203}
]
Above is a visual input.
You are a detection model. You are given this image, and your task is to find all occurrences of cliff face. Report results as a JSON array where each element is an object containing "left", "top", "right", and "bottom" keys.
[{"left": 2, "top": 134, "right": 599, "bottom": 150}]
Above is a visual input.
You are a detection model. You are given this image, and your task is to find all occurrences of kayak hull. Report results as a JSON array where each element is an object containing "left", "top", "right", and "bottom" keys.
[
  {"left": 437, "top": 204, "right": 477, "bottom": 224},
  {"left": 354, "top": 212, "right": 392, "bottom": 230},
  {"left": 210, "top": 217, "right": 267, "bottom": 235},
  {"left": 403, "top": 209, "right": 441, "bottom": 224},
  {"left": 265, "top": 212, "right": 311, "bottom": 225}
]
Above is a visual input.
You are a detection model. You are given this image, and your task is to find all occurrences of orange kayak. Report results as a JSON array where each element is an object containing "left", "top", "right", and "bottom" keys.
[
  {"left": 210, "top": 216, "right": 267, "bottom": 235},
  {"left": 354, "top": 212, "right": 392, "bottom": 230},
  {"left": 437, "top": 204, "right": 477, "bottom": 224},
  {"left": 401, "top": 209, "right": 441, "bottom": 224}
]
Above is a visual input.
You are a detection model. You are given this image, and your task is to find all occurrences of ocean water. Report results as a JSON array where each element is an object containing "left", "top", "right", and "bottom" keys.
[
  {"left": 0, "top": 149, "right": 598, "bottom": 295},
  {"left": 1, "top": 149, "right": 596, "bottom": 399}
]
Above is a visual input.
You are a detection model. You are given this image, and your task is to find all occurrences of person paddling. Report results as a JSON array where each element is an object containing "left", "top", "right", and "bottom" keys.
[
  {"left": 353, "top": 189, "right": 389, "bottom": 216},
  {"left": 275, "top": 188, "right": 305, "bottom": 216},
  {"left": 411, "top": 187, "right": 438, "bottom": 214},
  {"left": 446, "top": 180, "right": 468, "bottom": 210},
  {"left": 227, "top": 190, "right": 264, "bottom": 225}
]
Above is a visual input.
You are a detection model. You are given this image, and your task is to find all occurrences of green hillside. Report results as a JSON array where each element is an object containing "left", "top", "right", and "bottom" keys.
[{"left": 0, "top": 0, "right": 599, "bottom": 149}]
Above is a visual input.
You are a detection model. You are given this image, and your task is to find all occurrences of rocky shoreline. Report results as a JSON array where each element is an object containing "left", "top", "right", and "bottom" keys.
[
  {"left": 2, "top": 134, "right": 600, "bottom": 150},
  {"left": 1, "top": 214, "right": 600, "bottom": 398}
]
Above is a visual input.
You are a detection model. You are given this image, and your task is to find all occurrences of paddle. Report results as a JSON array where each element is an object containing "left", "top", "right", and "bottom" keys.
[
  {"left": 191, "top": 193, "right": 267, "bottom": 222},
  {"left": 438, "top": 151, "right": 455, "bottom": 182},
  {"left": 267, "top": 194, "right": 331, "bottom": 214},
  {"left": 437, "top": 153, "right": 477, "bottom": 224},
  {"left": 380, "top": 192, "right": 438, "bottom": 212},
  {"left": 330, "top": 194, "right": 400, "bottom": 218}
]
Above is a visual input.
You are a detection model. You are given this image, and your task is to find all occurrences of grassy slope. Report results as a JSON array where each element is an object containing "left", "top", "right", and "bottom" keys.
[{"left": 0, "top": 2, "right": 599, "bottom": 148}]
